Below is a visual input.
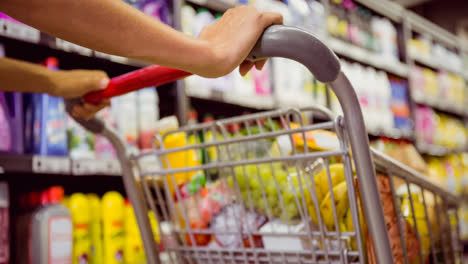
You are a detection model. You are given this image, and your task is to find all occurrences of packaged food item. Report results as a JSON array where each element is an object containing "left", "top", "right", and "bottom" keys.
[
  {"left": 364, "top": 175, "right": 420, "bottom": 263},
  {"left": 290, "top": 123, "right": 340, "bottom": 151}
]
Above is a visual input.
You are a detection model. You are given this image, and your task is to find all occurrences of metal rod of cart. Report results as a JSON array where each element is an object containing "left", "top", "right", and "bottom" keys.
[{"left": 67, "top": 25, "right": 462, "bottom": 264}]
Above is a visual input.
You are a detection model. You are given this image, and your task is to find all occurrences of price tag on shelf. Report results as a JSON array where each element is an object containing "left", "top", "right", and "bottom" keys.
[
  {"left": 32, "top": 156, "right": 71, "bottom": 174},
  {"left": 0, "top": 19, "right": 40, "bottom": 43},
  {"left": 71, "top": 159, "right": 121, "bottom": 175}
]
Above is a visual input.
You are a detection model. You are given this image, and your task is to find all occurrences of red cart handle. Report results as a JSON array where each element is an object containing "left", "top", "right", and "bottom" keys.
[{"left": 83, "top": 65, "right": 191, "bottom": 104}]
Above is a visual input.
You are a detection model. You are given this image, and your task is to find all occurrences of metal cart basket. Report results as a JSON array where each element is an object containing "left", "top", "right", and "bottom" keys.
[{"left": 67, "top": 25, "right": 462, "bottom": 264}]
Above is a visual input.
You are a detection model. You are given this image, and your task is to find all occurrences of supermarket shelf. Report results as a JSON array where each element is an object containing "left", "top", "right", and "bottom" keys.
[
  {"left": 0, "top": 18, "right": 149, "bottom": 68},
  {"left": 416, "top": 143, "right": 466, "bottom": 156},
  {"left": 328, "top": 37, "right": 409, "bottom": 77},
  {"left": 410, "top": 52, "right": 463, "bottom": 76},
  {"left": 0, "top": 154, "right": 121, "bottom": 176},
  {"left": 368, "top": 127, "right": 414, "bottom": 140},
  {"left": 186, "top": 86, "right": 276, "bottom": 109},
  {"left": 185, "top": 0, "right": 235, "bottom": 12},
  {"left": 412, "top": 93, "right": 468, "bottom": 117}
]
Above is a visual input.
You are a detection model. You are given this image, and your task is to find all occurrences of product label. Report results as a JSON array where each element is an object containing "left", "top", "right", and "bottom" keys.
[
  {"left": 73, "top": 223, "right": 90, "bottom": 264},
  {"left": 49, "top": 216, "right": 73, "bottom": 264},
  {"left": 103, "top": 220, "right": 124, "bottom": 264}
]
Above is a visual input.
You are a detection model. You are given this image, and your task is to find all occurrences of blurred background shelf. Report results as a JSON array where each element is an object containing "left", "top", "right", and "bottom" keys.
[
  {"left": 0, "top": 154, "right": 121, "bottom": 176},
  {"left": 416, "top": 142, "right": 466, "bottom": 157},
  {"left": 0, "top": 18, "right": 149, "bottom": 68},
  {"left": 328, "top": 37, "right": 409, "bottom": 77},
  {"left": 185, "top": 0, "right": 235, "bottom": 12},
  {"left": 412, "top": 93, "right": 468, "bottom": 117}
]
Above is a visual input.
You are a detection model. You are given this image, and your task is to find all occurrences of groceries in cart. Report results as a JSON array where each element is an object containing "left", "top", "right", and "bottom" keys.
[{"left": 146, "top": 110, "right": 461, "bottom": 264}]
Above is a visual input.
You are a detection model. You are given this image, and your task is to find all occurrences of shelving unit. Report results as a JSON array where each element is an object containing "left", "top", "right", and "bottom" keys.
[
  {"left": 328, "top": 37, "right": 409, "bottom": 77},
  {"left": 0, "top": 0, "right": 467, "bottom": 173},
  {"left": 0, "top": 154, "right": 121, "bottom": 176},
  {"left": 412, "top": 93, "right": 468, "bottom": 117}
]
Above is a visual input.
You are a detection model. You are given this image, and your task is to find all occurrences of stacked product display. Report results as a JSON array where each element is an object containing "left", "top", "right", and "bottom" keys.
[
  {"left": 12, "top": 187, "right": 163, "bottom": 264},
  {"left": 0, "top": 56, "right": 160, "bottom": 158}
]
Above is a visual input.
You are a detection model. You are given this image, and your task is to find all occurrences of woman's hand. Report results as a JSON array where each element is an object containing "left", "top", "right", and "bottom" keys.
[
  {"left": 49, "top": 69, "right": 111, "bottom": 120},
  {"left": 197, "top": 6, "right": 283, "bottom": 78}
]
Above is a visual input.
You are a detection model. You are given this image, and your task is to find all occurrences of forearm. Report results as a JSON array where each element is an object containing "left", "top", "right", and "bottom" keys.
[
  {"left": 0, "top": 0, "right": 216, "bottom": 74},
  {"left": 0, "top": 57, "right": 55, "bottom": 94}
]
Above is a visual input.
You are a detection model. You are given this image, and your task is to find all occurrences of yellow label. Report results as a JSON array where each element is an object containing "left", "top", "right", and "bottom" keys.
[
  {"left": 103, "top": 221, "right": 125, "bottom": 264},
  {"left": 73, "top": 224, "right": 91, "bottom": 264}
]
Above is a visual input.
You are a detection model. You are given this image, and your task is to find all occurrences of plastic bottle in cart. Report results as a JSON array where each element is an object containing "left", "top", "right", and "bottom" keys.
[
  {"left": 87, "top": 194, "right": 103, "bottom": 264},
  {"left": 70, "top": 193, "right": 91, "bottom": 264},
  {"left": 102, "top": 191, "right": 125, "bottom": 264},
  {"left": 30, "top": 187, "right": 73, "bottom": 264},
  {"left": 0, "top": 182, "right": 9, "bottom": 264}
]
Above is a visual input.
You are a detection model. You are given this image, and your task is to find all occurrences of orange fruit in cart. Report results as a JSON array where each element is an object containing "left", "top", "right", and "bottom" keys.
[{"left": 185, "top": 220, "right": 211, "bottom": 246}]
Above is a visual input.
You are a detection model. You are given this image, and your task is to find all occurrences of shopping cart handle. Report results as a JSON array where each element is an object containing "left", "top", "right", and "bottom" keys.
[{"left": 246, "top": 25, "right": 340, "bottom": 82}]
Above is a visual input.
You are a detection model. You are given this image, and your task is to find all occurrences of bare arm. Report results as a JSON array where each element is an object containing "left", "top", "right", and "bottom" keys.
[
  {"left": 0, "top": 0, "right": 282, "bottom": 78},
  {"left": 0, "top": 57, "right": 110, "bottom": 119}
]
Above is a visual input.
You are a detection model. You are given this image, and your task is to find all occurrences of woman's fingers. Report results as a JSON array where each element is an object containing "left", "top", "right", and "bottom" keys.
[
  {"left": 239, "top": 61, "right": 254, "bottom": 76},
  {"left": 71, "top": 99, "right": 110, "bottom": 121}
]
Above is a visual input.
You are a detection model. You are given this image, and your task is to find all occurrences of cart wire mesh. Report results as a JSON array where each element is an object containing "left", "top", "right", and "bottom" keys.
[{"left": 131, "top": 106, "right": 461, "bottom": 264}]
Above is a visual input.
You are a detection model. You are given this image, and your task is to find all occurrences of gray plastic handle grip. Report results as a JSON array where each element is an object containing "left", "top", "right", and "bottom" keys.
[{"left": 247, "top": 25, "right": 341, "bottom": 82}]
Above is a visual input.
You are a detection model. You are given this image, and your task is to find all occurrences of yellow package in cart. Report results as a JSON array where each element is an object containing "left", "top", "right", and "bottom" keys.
[
  {"left": 290, "top": 123, "right": 340, "bottom": 151},
  {"left": 155, "top": 116, "right": 200, "bottom": 195}
]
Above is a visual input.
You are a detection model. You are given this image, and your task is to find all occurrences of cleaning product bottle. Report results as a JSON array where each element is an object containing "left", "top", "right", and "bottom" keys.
[
  {"left": 30, "top": 186, "right": 72, "bottom": 264},
  {"left": 0, "top": 93, "right": 12, "bottom": 152},
  {"left": 2, "top": 92, "right": 24, "bottom": 154},
  {"left": 102, "top": 191, "right": 125, "bottom": 264},
  {"left": 156, "top": 116, "right": 200, "bottom": 195},
  {"left": 87, "top": 194, "right": 103, "bottom": 264},
  {"left": 0, "top": 182, "right": 9, "bottom": 264},
  {"left": 124, "top": 200, "right": 146, "bottom": 264},
  {"left": 32, "top": 58, "right": 68, "bottom": 156},
  {"left": 70, "top": 193, "right": 91, "bottom": 264},
  {"left": 137, "top": 87, "right": 159, "bottom": 151},
  {"left": 15, "top": 192, "right": 40, "bottom": 264}
]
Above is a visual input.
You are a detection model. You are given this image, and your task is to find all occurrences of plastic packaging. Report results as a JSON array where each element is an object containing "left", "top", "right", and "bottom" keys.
[
  {"left": 137, "top": 88, "right": 159, "bottom": 151},
  {"left": 102, "top": 191, "right": 125, "bottom": 264},
  {"left": 0, "top": 93, "right": 12, "bottom": 152},
  {"left": 87, "top": 194, "right": 103, "bottom": 264},
  {"left": 30, "top": 187, "right": 73, "bottom": 264},
  {"left": 0, "top": 182, "right": 9, "bottom": 264},
  {"left": 70, "top": 193, "right": 91, "bottom": 264}
]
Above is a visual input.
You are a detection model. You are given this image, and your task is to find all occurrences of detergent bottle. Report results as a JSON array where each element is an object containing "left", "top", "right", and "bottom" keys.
[
  {"left": 124, "top": 200, "right": 146, "bottom": 264},
  {"left": 70, "top": 193, "right": 91, "bottom": 264},
  {"left": 30, "top": 186, "right": 72, "bottom": 264},
  {"left": 156, "top": 116, "right": 200, "bottom": 195},
  {"left": 102, "top": 191, "right": 125, "bottom": 264},
  {"left": 87, "top": 194, "right": 103, "bottom": 264}
]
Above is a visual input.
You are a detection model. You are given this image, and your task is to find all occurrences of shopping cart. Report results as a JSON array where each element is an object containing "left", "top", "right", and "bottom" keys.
[{"left": 66, "top": 25, "right": 462, "bottom": 264}]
